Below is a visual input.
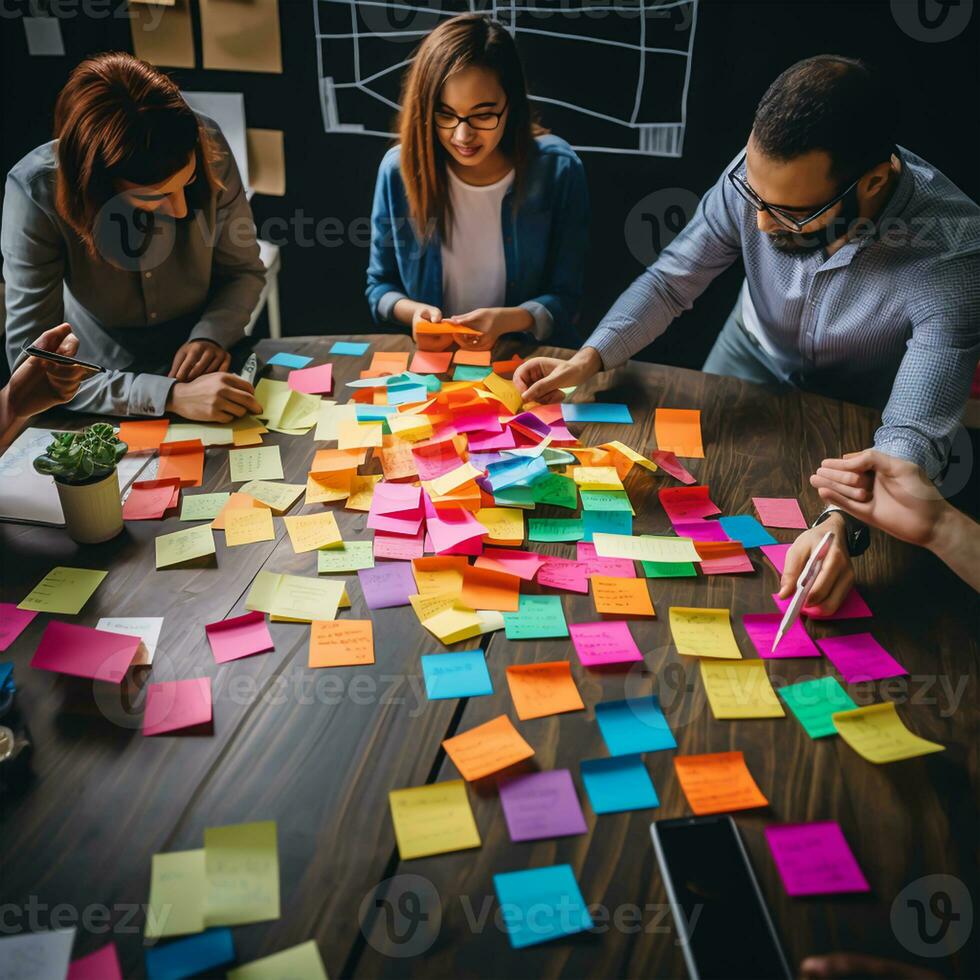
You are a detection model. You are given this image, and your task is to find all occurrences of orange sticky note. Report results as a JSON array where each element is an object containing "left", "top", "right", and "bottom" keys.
[
  {"left": 442, "top": 714, "right": 534, "bottom": 781},
  {"left": 413, "top": 320, "right": 480, "bottom": 337},
  {"left": 459, "top": 566, "right": 521, "bottom": 612},
  {"left": 453, "top": 349, "right": 492, "bottom": 366},
  {"left": 157, "top": 439, "right": 205, "bottom": 487},
  {"left": 654, "top": 408, "right": 704, "bottom": 458},
  {"left": 338, "top": 419, "right": 384, "bottom": 450},
  {"left": 211, "top": 492, "right": 270, "bottom": 530},
  {"left": 309, "top": 619, "right": 374, "bottom": 667},
  {"left": 505, "top": 661, "right": 585, "bottom": 720},
  {"left": 310, "top": 448, "right": 367, "bottom": 475},
  {"left": 369, "top": 350, "right": 411, "bottom": 372},
  {"left": 119, "top": 419, "right": 169, "bottom": 452},
  {"left": 410, "top": 350, "right": 453, "bottom": 374},
  {"left": 673, "top": 751, "right": 768, "bottom": 815},
  {"left": 232, "top": 427, "right": 264, "bottom": 447},
  {"left": 591, "top": 576, "right": 656, "bottom": 617}
]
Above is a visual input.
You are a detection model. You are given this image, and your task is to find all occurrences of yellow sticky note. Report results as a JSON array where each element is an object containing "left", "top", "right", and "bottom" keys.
[
  {"left": 700, "top": 659, "right": 784, "bottom": 719},
  {"left": 345, "top": 474, "right": 382, "bottom": 511},
  {"left": 389, "top": 780, "right": 481, "bottom": 860},
  {"left": 314, "top": 401, "right": 356, "bottom": 441},
  {"left": 388, "top": 413, "right": 433, "bottom": 441},
  {"left": 571, "top": 466, "right": 623, "bottom": 490},
  {"left": 475, "top": 507, "right": 524, "bottom": 544},
  {"left": 17, "top": 566, "right": 107, "bottom": 615},
  {"left": 592, "top": 533, "right": 700, "bottom": 564},
  {"left": 227, "top": 942, "right": 328, "bottom": 980},
  {"left": 225, "top": 507, "right": 276, "bottom": 547},
  {"left": 669, "top": 607, "right": 742, "bottom": 659},
  {"left": 411, "top": 559, "right": 466, "bottom": 597},
  {"left": 481, "top": 372, "right": 522, "bottom": 414},
  {"left": 245, "top": 571, "right": 282, "bottom": 614},
  {"left": 338, "top": 419, "right": 383, "bottom": 450},
  {"left": 229, "top": 446, "right": 283, "bottom": 483},
  {"left": 429, "top": 462, "right": 482, "bottom": 497},
  {"left": 306, "top": 474, "right": 351, "bottom": 505},
  {"left": 204, "top": 821, "right": 279, "bottom": 927},
  {"left": 283, "top": 511, "right": 343, "bottom": 553},
  {"left": 155, "top": 525, "right": 216, "bottom": 569},
  {"left": 270, "top": 575, "right": 345, "bottom": 622},
  {"left": 832, "top": 702, "right": 945, "bottom": 763},
  {"left": 239, "top": 480, "right": 305, "bottom": 513},
  {"left": 408, "top": 591, "right": 460, "bottom": 622},
  {"left": 146, "top": 849, "right": 205, "bottom": 939},
  {"left": 601, "top": 440, "right": 659, "bottom": 473}
]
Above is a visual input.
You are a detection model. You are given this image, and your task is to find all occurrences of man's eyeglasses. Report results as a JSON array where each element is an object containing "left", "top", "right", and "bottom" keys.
[
  {"left": 727, "top": 152, "right": 862, "bottom": 233},
  {"left": 434, "top": 101, "right": 509, "bottom": 131}
]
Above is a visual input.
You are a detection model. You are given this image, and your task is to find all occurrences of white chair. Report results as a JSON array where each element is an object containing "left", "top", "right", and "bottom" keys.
[{"left": 245, "top": 238, "right": 282, "bottom": 339}]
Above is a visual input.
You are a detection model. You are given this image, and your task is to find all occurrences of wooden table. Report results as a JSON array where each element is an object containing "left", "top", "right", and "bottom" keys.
[{"left": 1, "top": 336, "right": 976, "bottom": 979}]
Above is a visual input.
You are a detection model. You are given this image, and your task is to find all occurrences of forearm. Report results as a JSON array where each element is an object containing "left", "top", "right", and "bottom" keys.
[
  {"left": 0, "top": 386, "right": 29, "bottom": 453},
  {"left": 930, "top": 505, "right": 980, "bottom": 592}
]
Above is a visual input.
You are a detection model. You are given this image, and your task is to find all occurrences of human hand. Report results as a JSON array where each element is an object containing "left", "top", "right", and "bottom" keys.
[
  {"left": 778, "top": 512, "right": 854, "bottom": 615},
  {"left": 799, "top": 952, "right": 941, "bottom": 979},
  {"left": 410, "top": 305, "right": 452, "bottom": 352},
  {"left": 512, "top": 347, "right": 603, "bottom": 404},
  {"left": 165, "top": 373, "right": 262, "bottom": 422},
  {"left": 7, "top": 323, "right": 89, "bottom": 418},
  {"left": 168, "top": 339, "right": 231, "bottom": 382},
  {"left": 448, "top": 307, "right": 532, "bottom": 351}
]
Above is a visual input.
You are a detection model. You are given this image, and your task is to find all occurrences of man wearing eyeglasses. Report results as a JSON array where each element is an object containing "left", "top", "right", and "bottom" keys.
[{"left": 514, "top": 54, "right": 980, "bottom": 613}]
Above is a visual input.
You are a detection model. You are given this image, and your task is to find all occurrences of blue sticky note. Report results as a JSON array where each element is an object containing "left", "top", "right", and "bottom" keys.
[
  {"left": 487, "top": 456, "right": 548, "bottom": 492},
  {"left": 0, "top": 662, "right": 14, "bottom": 694},
  {"left": 402, "top": 370, "right": 442, "bottom": 393},
  {"left": 561, "top": 403, "right": 633, "bottom": 424},
  {"left": 330, "top": 341, "right": 370, "bottom": 356},
  {"left": 493, "top": 865, "right": 593, "bottom": 948},
  {"left": 580, "top": 754, "right": 660, "bottom": 814},
  {"left": 266, "top": 352, "right": 312, "bottom": 369},
  {"left": 582, "top": 509, "right": 633, "bottom": 542},
  {"left": 387, "top": 383, "right": 429, "bottom": 406},
  {"left": 145, "top": 929, "right": 234, "bottom": 980},
  {"left": 421, "top": 649, "right": 493, "bottom": 700},
  {"left": 719, "top": 514, "right": 778, "bottom": 548},
  {"left": 453, "top": 364, "right": 493, "bottom": 381},
  {"left": 595, "top": 696, "right": 676, "bottom": 755}
]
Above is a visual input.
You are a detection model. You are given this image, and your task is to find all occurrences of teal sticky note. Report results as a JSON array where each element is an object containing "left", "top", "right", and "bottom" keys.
[
  {"left": 580, "top": 754, "right": 659, "bottom": 814},
  {"left": 267, "top": 352, "right": 312, "bottom": 369},
  {"left": 582, "top": 510, "right": 633, "bottom": 542},
  {"left": 595, "top": 696, "right": 676, "bottom": 755},
  {"left": 330, "top": 341, "right": 370, "bottom": 356},
  {"left": 421, "top": 649, "right": 493, "bottom": 700},
  {"left": 402, "top": 370, "right": 442, "bottom": 393},
  {"left": 528, "top": 518, "right": 584, "bottom": 542},
  {"left": 561, "top": 403, "right": 633, "bottom": 424},
  {"left": 541, "top": 448, "right": 577, "bottom": 466},
  {"left": 580, "top": 490, "right": 633, "bottom": 513},
  {"left": 503, "top": 595, "right": 568, "bottom": 639},
  {"left": 779, "top": 675, "right": 857, "bottom": 738},
  {"left": 642, "top": 560, "right": 698, "bottom": 578},
  {"left": 453, "top": 364, "right": 493, "bottom": 381},
  {"left": 718, "top": 514, "right": 778, "bottom": 548},
  {"left": 387, "top": 384, "right": 429, "bottom": 405},
  {"left": 493, "top": 486, "right": 536, "bottom": 509},
  {"left": 493, "top": 865, "right": 593, "bottom": 948},
  {"left": 530, "top": 473, "right": 578, "bottom": 509},
  {"left": 145, "top": 928, "right": 234, "bottom": 980}
]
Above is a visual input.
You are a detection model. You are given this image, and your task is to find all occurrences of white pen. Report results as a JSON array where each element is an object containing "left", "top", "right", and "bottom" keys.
[{"left": 771, "top": 530, "right": 834, "bottom": 652}]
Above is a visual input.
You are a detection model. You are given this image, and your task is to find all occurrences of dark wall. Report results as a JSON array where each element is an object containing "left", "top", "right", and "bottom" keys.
[{"left": 2, "top": 0, "right": 978, "bottom": 368}]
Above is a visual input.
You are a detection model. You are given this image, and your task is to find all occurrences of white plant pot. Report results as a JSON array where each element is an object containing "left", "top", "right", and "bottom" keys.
[{"left": 55, "top": 470, "right": 124, "bottom": 544}]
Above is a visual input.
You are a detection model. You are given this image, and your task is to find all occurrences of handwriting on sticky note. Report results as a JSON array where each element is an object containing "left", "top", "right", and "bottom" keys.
[
  {"left": 283, "top": 511, "right": 342, "bottom": 553},
  {"left": 669, "top": 607, "right": 742, "bottom": 659},
  {"left": 223, "top": 507, "right": 275, "bottom": 547},
  {"left": 388, "top": 780, "right": 481, "bottom": 860},
  {"left": 505, "top": 661, "right": 584, "bottom": 720},
  {"left": 309, "top": 619, "right": 374, "bottom": 667},
  {"left": 832, "top": 702, "right": 944, "bottom": 763},
  {"left": 229, "top": 446, "right": 283, "bottom": 483},
  {"left": 203, "top": 821, "right": 279, "bottom": 927},
  {"left": 442, "top": 714, "right": 534, "bottom": 781},
  {"left": 699, "top": 660, "right": 784, "bottom": 719},
  {"left": 673, "top": 751, "right": 768, "bottom": 815},
  {"left": 591, "top": 576, "right": 655, "bottom": 617},
  {"left": 17, "top": 566, "right": 107, "bottom": 615}
]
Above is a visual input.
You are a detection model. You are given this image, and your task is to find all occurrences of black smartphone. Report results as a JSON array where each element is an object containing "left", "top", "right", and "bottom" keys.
[{"left": 650, "top": 815, "right": 791, "bottom": 980}]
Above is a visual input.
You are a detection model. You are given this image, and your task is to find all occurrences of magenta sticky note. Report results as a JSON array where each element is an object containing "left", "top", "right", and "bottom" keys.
[
  {"left": 771, "top": 589, "right": 872, "bottom": 620},
  {"left": 570, "top": 620, "right": 644, "bottom": 667},
  {"left": 673, "top": 520, "right": 730, "bottom": 542},
  {"left": 576, "top": 543, "right": 636, "bottom": 578},
  {"left": 205, "top": 610, "right": 274, "bottom": 664},
  {"left": 67, "top": 943, "right": 123, "bottom": 980},
  {"left": 498, "top": 769, "right": 588, "bottom": 842},
  {"left": 743, "top": 613, "right": 820, "bottom": 659},
  {"left": 659, "top": 486, "right": 720, "bottom": 524},
  {"left": 427, "top": 508, "right": 487, "bottom": 554},
  {"left": 476, "top": 549, "right": 547, "bottom": 581},
  {"left": 649, "top": 450, "right": 696, "bottom": 484},
  {"left": 423, "top": 531, "right": 483, "bottom": 557},
  {"left": 358, "top": 562, "right": 418, "bottom": 608},
  {"left": 760, "top": 543, "right": 791, "bottom": 575},
  {"left": 765, "top": 822, "right": 870, "bottom": 896},
  {"left": 468, "top": 428, "right": 516, "bottom": 452},
  {"left": 0, "top": 603, "right": 37, "bottom": 650},
  {"left": 537, "top": 558, "right": 589, "bottom": 594},
  {"left": 753, "top": 497, "right": 807, "bottom": 529},
  {"left": 30, "top": 621, "right": 141, "bottom": 684},
  {"left": 287, "top": 362, "right": 333, "bottom": 394},
  {"left": 374, "top": 530, "right": 425, "bottom": 561},
  {"left": 372, "top": 482, "right": 422, "bottom": 516},
  {"left": 143, "top": 677, "right": 212, "bottom": 736},
  {"left": 816, "top": 632, "right": 907, "bottom": 682}
]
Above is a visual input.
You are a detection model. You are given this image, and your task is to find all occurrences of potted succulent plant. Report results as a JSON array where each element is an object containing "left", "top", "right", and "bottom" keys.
[{"left": 34, "top": 423, "right": 128, "bottom": 543}]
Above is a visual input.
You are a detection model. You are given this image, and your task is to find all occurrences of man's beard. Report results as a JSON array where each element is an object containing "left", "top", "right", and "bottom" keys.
[{"left": 766, "top": 187, "right": 862, "bottom": 255}]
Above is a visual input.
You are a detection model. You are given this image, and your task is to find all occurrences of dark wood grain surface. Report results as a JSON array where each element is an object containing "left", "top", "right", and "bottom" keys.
[{"left": 1, "top": 335, "right": 976, "bottom": 979}]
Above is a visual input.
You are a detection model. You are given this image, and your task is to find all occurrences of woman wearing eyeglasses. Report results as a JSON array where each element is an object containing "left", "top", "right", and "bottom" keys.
[{"left": 366, "top": 14, "right": 589, "bottom": 352}]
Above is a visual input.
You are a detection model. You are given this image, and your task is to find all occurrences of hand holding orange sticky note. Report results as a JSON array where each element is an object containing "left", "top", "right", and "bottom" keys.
[
  {"left": 674, "top": 751, "right": 768, "bottom": 815},
  {"left": 442, "top": 714, "right": 534, "bottom": 781}
]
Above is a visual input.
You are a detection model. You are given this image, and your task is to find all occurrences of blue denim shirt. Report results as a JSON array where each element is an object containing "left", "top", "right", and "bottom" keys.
[{"left": 366, "top": 134, "right": 589, "bottom": 341}]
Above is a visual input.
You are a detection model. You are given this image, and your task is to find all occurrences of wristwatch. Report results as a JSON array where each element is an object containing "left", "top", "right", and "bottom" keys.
[{"left": 812, "top": 506, "right": 870, "bottom": 557}]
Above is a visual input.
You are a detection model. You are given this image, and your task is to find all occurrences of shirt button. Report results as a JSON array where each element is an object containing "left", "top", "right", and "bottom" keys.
[
  {"left": 144, "top": 271, "right": 153, "bottom": 279},
  {"left": 149, "top": 312, "right": 158, "bottom": 319}
]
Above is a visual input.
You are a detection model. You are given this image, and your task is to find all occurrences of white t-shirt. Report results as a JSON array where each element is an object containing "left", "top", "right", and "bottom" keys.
[{"left": 441, "top": 167, "right": 515, "bottom": 316}]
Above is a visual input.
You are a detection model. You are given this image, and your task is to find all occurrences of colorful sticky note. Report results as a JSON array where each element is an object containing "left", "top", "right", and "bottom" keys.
[
  {"left": 123, "top": 478, "right": 181, "bottom": 520},
  {"left": 649, "top": 449, "right": 697, "bottom": 484},
  {"left": 421, "top": 649, "right": 493, "bottom": 699},
  {"left": 210, "top": 492, "right": 270, "bottom": 530},
  {"left": 582, "top": 509, "right": 633, "bottom": 542},
  {"left": 158, "top": 439, "right": 205, "bottom": 487},
  {"left": 227, "top": 941, "right": 328, "bottom": 980},
  {"left": 224, "top": 506, "right": 276, "bottom": 547},
  {"left": 752, "top": 497, "right": 807, "bottom": 529},
  {"left": 180, "top": 492, "right": 230, "bottom": 522},
  {"left": 591, "top": 575, "right": 655, "bottom": 617},
  {"left": 779, "top": 676, "right": 857, "bottom": 738},
  {"left": 659, "top": 485, "right": 720, "bottom": 523},
  {"left": 718, "top": 514, "right": 778, "bottom": 548},
  {"left": 309, "top": 619, "right": 374, "bottom": 667},
  {"left": 536, "top": 558, "right": 589, "bottom": 594},
  {"left": 143, "top": 677, "right": 212, "bottom": 736},
  {"left": 699, "top": 659, "right": 784, "bottom": 719},
  {"left": 267, "top": 352, "right": 313, "bottom": 368},
  {"left": 760, "top": 542, "right": 792, "bottom": 574},
  {"left": 442, "top": 714, "right": 534, "bottom": 781},
  {"left": 743, "top": 612, "right": 820, "bottom": 659},
  {"left": 67, "top": 943, "right": 122, "bottom": 980},
  {"left": 145, "top": 929, "right": 234, "bottom": 980},
  {"left": 30, "top": 621, "right": 140, "bottom": 683},
  {"left": 580, "top": 754, "right": 659, "bottom": 814},
  {"left": 146, "top": 849, "right": 206, "bottom": 938},
  {"left": 562, "top": 402, "right": 633, "bottom": 424},
  {"left": 492, "top": 865, "right": 593, "bottom": 948},
  {"left": 317, "top": 540, "right": 375, "bottom": 574},
  {"left": 204, "top": 821, "right": 279, "bottom": 927},
  {"left": 156, "top": 524, "right": 216, "bottom": 568},
  {"left": 0, "top": 604, "right": 37, "bottom": 650},
  {"left": 642, "top": 560, "right": 697, "bottom": 578},
  {"left": 240, "top": 480, "right": 305, "bottom": 513},
  {"left": 654, "top": 408, "right": 704, "bottom": 457},
  {"left": 531, "top": 472, "right": 578, "bottom": 509},
  {"left": 18, "top": 566, "right": 107, "bottom": 614},
  {"left": 817, "top": 633, "right": 908, "bottom": 682},
  {"left": 765, "top": 822, "right": 870, "bottom": 896},
  {"left": 205, "top": 611, "right": 274, "bottom": 664},
  {"left": 498, "top": 769, "right": 587, "bottom": 841},
  {"left": 832, "top": 701, "right": 945, "bottom": 763},
  {"left": 358, "top": 562, "right": 418, "bottom": 609},
  {"left": 118, "top": 418, "right": 170, "bottom": 452},
  {"left": 527, "top": 517, "right": 584, "bottom": 542},
  {"left": 388, "top": 780, "right": 481, "bottom": 860},
  {"left": 502, "top": 594, "right": 568, "bottom": 640},
  {"left": 570, "top": 620, "right": 644, "bottom": 666},
  {"left": 669, "top": 607, "right": 742, "bottom": 659},
  {"left": 229, "top": 445, "right": 283, "bottom": 483},
  {"left": 505, "top": 661, "right": 584, "bottom": 720},
  {"left": 287, "top": 363, "right": 333, "bottom": 395},
  {"left": 771, "top": 588, "right": 873, "bottom": 621},
  {"left": 330, "top": 340, "right": 370, "bottom": 356},
  {"left": 338, "top": 419, "right": 384, "bottom": 450},
  {"left": 592, "top": 533, "right": 700, "bottom": 563},
  {"left": 475, "top": 549, "right": 547, "bottom": 581},
  {"left": 283, "top": 511, "right": 342, "bottom": 553},
  {"left": 410, "top": 349, "right": 453, "bottom": 374},
  {"left": 673, "top": 751, "right": 768, "bottom": 815},
  {"left": 595, "top": 696, "right": 676, "bottom": 755}
]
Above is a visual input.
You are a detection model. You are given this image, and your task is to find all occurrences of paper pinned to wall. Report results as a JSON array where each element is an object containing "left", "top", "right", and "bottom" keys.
[
  {"left": 200, "top": 0, "right": 283, "bottom": 74},
  {"left": 24, "top": 17, "right": 65, "bottom": 56},
  {"left": 246, "top": 129, "right": 286, "bottom": 196},
  {"left": 130, "top": 0, "right": 195, "bottom": 69}
]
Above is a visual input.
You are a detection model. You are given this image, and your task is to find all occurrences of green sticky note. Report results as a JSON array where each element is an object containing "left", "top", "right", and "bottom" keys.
[
  {"left": 17, "top": 566, "right": 108, "bottom": 615},
  {"left": 642, "top": 560, "right": 698, "bottom": 578},
  {"left": 146, "top": 849, "right": 205, "bottom": 938},
  {"left": 503, "top": 594, "right": 569, "bottom": 640},
  {"left": 228, "top": 446, "right": 284, "bottom": 483},
  {"left": 227, "top": 941, "right": 328, "bottom": 980},
  {"left": 155, "top": 524, "right": 216, "bottom": 569},
  {"left": 452, "top": 364, "right": 493, "bottom": 381},
  {"left": 528, "top": 518, "right": 584, "bottom": 542},
  {"left": 531, "top": 473, "right": 578, "bottom": 509},
  {"left": 580, "top": 490, "right": 634, "bottom": 513},
  {"left": 493, "top": 486, "right": 536, "bottom": 509},
  {"left": 582, "top": 510, "right": 633, "bottom": 542},
  {"left": 317, "top": 540, "right": 375, "bottom": 574},
  {"left": 180, "top": 492, "right": 230, "bottom": 522},
  {"left": 779, "top": 675, "right": 857, "bottom": 738},
  {"left": 204, "top": 820, "right": 280, "bottom": 927}
]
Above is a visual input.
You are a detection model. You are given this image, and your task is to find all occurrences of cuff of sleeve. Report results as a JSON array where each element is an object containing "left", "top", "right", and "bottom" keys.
[
  {"left": 129, "top": 374, "right": 177, "bottom": 418},
  {"left": 583, "top": 322, "right": 635, "bottom": 371},
  {"left": 873, "top": 429, "right": 941, "bottom": 481},
  {"left": 378, "top": 290, "right": 408, "bottom": 323},
  {"left": 518, "top": 301, "right": 554, "bottom": 342}
]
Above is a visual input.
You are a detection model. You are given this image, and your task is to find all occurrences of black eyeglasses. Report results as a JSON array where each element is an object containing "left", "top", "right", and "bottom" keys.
[
  {"left": 434, "top": 101, "right": 508, "bottom": 131},
  {"left": 727, "top": 153, "right": 862, "bottom": 232}
]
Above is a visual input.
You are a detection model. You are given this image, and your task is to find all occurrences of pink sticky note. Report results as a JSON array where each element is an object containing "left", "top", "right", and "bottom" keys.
[
  {"left": 673, "top": 520, "right": 730, "bottom": 542},
  {"left": 771, "top": 590, "right": 872, "bottom": 621},
  {"left": 358, "top": 562, "right": 418, "bottom": 608},
  {"left": 288, "top": 362, "right": 333, "bottom": 394},
  {"left": 570, "top": 620, "right": 644, "bottom": 666},
  {"left": 367, "top": 512, "right": 424, "bottom": 535},
  {"left": 649, "top": 450, "right": 696, "bottom": 484},
  {"left": 455, "top": 408, "right": 502, "bottom": 434},
  {"left": 373, "top": 482, "right": 422, "bottom": 515},
  {"left": 659, "top": 485, "right": 720, "bottom": 523},
  {"left": 0, "top": 603, "right": 37, "bottom": 650},
  {"left": 700, "top": 552, "right": 755, "bottom": 575},
  {"left": 475, "top": 549, "right": 547, "bottom": 581},
  {"left": 374, "top": 529, "right": 426, "bottom": 561},
  {"left": 760, "top": 543, "right": 792, "bottom": 575},
  {"left": 743, "top": 612, "right": 820, "bottom": 658},
  {"left": 412, "top": 441, "right": 463, "bottom": 481},
  {"left": 576, "top": 543, "right": 636, "bottom": 578},
  {"left": 816, "top": 632, "right": 907, "bottom": 682},
  {"left": 424, "top": 532, "right": 483, "bottom": 557},
  {"left": 67, "top": 943, "right": 123, "bottom": 980},
  {"left": 123, "top": 478, "right": 181, "bottom": 520},
  {"left": 765, "top": 822, "right": 870, "bottom": 896},
  {"left": 546, "top": 424, "right": 577, "bottom": 444},
  {"left": 143, "top": 677, "right": 212, "bottom": 736},
  {"left": 427, "top": 508, "right": 488, "bottom": 554},
  {"left": 537, "top": 558, "right": 589, "bottom": 594},
  {"left": 468, "top": 428, "right": 517, "bottom": 452},
  {"left": 31, "top": 622, "right": 141, "bottom": 684},
  {"left": 205, "top": 610, "right": 274, "bottom": 664},
  {"left": 753, "top": 496, "right": 807, "bottom": 529}
]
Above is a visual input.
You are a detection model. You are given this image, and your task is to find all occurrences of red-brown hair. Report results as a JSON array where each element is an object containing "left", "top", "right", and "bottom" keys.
[{"left": 54, "top": 52, "right": 223, "bottom": 258}]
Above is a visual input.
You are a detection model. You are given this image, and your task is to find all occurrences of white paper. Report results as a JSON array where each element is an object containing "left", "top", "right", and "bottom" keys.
[
  {"left": 97, "top": 617, "right": 164, "bottom": 666},
  {"left": 24, "top": 18, "right": 65, "bottom": 56},
  {"left": 0, "top": 928, "right": 75, "bottom": 980},
  {"left": 180, "top": 91, "right": 249, "bottom": 191}
]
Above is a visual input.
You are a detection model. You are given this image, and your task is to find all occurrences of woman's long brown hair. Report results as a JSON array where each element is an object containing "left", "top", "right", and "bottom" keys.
[
  {"left": 54, "top": 52, "right": 223, "bottom": 259},
  {"left": 397, "top": 15, "right": 543, "bottom": 244}
]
